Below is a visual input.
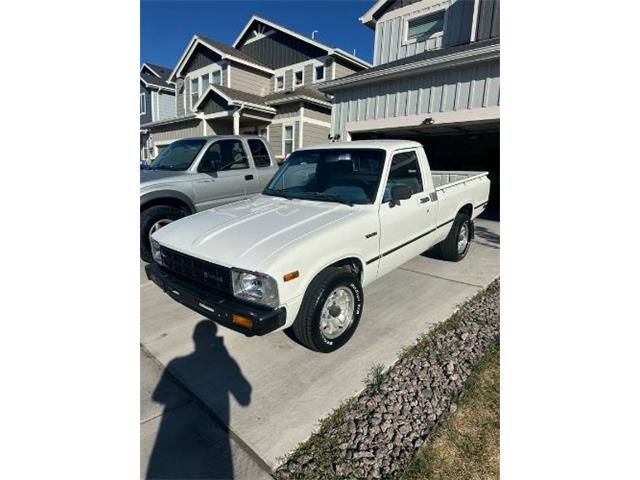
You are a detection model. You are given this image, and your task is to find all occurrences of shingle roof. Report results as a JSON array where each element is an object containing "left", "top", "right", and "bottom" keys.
[
  {"left": 195, "top": 34, "right": 270, "bottom": 69},
  {"left": 263, "top": 86, "right": 330, "bottom": 105},
  {"left": 140, "top": 72, "right": 173, "bottom": 89},
  {"left": 144, "top": 63, "right": 173, "bottom": 81},
  {"left": 213, "top": 85, "right": 269, "bottom": 106}
]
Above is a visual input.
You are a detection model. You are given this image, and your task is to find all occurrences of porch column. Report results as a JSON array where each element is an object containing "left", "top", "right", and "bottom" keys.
[{"left": 233, "top": 111, "right": 240, "bottom": 135}]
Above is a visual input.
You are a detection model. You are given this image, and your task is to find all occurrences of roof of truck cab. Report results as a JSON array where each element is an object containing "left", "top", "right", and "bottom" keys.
[{"left": 298, "top": 140, "right": 423, "bottom": 151}]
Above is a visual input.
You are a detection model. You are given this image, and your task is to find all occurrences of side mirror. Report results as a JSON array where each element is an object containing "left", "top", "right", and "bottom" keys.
[{"left": 391, "top": 185, "right": 412, "bottom": 205}]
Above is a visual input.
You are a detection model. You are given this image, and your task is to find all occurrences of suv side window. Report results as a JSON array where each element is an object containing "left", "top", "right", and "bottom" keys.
[
  {"left": 383, "top": 150, "right": 423, "bottom": 202},
  {"left": 247, "top": 139, "right": 271, "bottom": 168},
  {"left": 199, "top": 139, "right": 249, "bottom": 172}
]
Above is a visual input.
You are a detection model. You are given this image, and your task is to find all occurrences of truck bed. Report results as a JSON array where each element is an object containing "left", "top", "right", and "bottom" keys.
[{"left": 431, "top": 171, "right": 489, "bottom": 190}]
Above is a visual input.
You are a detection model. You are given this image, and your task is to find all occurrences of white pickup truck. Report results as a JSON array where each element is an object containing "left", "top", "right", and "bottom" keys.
[{"left": 146, "top": 140, "right": 489, "bottom": 352}]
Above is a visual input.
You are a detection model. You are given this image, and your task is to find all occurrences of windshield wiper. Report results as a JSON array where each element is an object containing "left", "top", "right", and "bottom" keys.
[{"left": 263, "top": 189, "right": 294, "bottom": 200}]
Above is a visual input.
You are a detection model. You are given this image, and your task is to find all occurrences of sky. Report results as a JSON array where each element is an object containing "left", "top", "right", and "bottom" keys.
[{"left": 141, "top": 0, "right": 376, "bottom": 69}]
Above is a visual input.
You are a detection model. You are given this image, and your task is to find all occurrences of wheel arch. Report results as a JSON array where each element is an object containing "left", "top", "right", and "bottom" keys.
[{"left": 140, "top": 190, "right": 196, "bottom": 214}]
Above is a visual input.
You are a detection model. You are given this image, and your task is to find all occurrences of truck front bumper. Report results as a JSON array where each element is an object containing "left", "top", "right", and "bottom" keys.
[{"left": 145, "top": 262, "right": 286, "bottom": 336}]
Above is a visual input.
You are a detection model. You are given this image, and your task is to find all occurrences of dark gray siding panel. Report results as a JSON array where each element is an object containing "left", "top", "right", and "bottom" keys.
[
  {"left": 201, "top": 92, "right": 231, "bottom": 114},
  {"left": 238, "top": 30, "right": 327, "bottom": 69},
  {"left": 375, "top": 0, "right": 423, "bottom": 20},
  {"left": 443, "top": 0, "right": 475, "bottom": 47},
  {"left": 184, "top": 44, "right": 223, "bottom": 73},
  {"left": 476, "top": 0, "right": 500, "bottom": 41},
  {"left": 140, "top": 83, "right": 153, "bottom": 124}
]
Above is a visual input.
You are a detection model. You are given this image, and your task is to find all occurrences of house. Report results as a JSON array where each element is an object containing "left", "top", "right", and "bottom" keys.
[
  {"left": 140, "top": 62, "right": 177, "bottom": 160},
  {"left": 319, "top": 0, "right": 500, "bottom": 212},
  {"left": 141, "top": 15, "right": 370, "bottom": 162}
]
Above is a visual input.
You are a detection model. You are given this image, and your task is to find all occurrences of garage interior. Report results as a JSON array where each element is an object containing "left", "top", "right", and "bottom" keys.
[{"left": 352, "top": 121, "right": 500, "bottom": 220}]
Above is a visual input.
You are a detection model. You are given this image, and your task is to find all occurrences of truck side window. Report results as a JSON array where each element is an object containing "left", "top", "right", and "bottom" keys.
[
  {"left": 201, "top": 140, "right": 249, "bottom": 172},
  {"left": 383, "top": 151, "right": 423, "bottom": 202},
  {"left": 247, "top": 139, "right": 271, "bottom": 168}
]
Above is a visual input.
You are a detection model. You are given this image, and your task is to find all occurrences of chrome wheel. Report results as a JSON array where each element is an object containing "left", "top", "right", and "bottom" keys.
[
  {"left": 457, "top": 222, "right": 469, "bottom": 254},
  {"left": 148, "top": 219, "right": 172, "bottom": 243},
  {"left": 319, "top": 287, "right": 355, "bottom": 340}
]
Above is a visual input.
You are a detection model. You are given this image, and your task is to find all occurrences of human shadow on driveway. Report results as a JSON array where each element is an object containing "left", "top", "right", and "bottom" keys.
[{"left": 146, "top": 320, "right": 252, "bottom": 479}]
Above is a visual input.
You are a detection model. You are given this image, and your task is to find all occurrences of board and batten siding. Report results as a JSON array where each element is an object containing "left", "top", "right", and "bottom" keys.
[
  {"left": 332, "top": 59, "right": 499, "bottom": 137},
  {"left": 157, "top": 91, "right": 177, "bottom": 120},
  {"left": 375, "top": 0, "right": 450, "bottom": 66}
]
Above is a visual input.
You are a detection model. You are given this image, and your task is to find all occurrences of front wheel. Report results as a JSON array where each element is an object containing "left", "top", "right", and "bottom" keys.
[
  {"left": 290, "top": 267, "right": 364, "bottom": 353},
  {"left": 140, "top": 205, "right": 186, "bottom": 262},
  {"left": 439, "top": 212, "right": 472, "bottom": 262}
]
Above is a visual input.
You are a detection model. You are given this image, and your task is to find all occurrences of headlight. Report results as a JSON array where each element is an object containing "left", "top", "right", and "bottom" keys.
[
  {"left": 151, "top": 240, "right": 163, "bottom": 265},
  {"left": 231, "top": 269, "right": 279, "bottom": 308}
]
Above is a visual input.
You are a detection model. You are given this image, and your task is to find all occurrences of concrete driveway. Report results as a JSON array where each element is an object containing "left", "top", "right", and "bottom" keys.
[{"left": 140, "top": 217, "right": 499, "bottom": 477}]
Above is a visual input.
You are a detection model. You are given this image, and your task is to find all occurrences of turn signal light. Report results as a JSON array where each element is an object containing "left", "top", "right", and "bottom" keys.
[
  {"left": 232, "top": 314, "right": 253, "bottom": 329},
  {"left": 283, "top": 270, "right": 300, "bottom": 282}
]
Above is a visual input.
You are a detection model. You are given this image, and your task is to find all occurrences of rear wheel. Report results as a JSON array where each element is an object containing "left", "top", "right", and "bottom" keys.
[
  {"left": 140, "top": 205, "right": 186, "bottom": 262},
  {"left": 290, "top": 267, "right": 364, "bottom": 353},
  {"left": 439, "top": 212, "right": 472, "bottom": 262}
]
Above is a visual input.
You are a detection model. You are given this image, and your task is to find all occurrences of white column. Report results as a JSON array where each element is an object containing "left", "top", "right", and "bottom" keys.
[
  {"left": 233, "top": 111, "right": 240, "bottom": 135},
  {"left": 299, "top": 104, "right": 305, "bottom": 148}
]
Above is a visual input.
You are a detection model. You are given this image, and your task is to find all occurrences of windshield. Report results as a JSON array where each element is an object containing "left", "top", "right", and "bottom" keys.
[
  {"left": 148, "top": 139, "right": 207, "bottom": 171},
  {"left": 264, "top": 149, "right": 386, "bottom": 205}
]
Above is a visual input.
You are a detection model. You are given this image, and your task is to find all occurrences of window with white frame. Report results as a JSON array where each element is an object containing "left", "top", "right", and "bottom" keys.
[
  {"left": 283, "top": 125, "right": 294, "bottom": 156},
  {"left": 406, "top": 10, "right": 445, "bottom": 41},
  {"left": 201, "top": 73, "right": 209, "bottom": 92},
  {"left": 190, "top": 77, "right": 199, "bottom": 108},
  {"left": 258, "top": 127, "right": 268, "bottom": 139},
  {"left": 211, "top": 70, "right": 221, "bottom": 86},
  {"left": 294, "top": 69, "right": 303, "bottom": 87},
  {"left": 275, "top": 75, "right": 284, "bottom": 91},
  {"left": 140, "top": 92, "right": 146, "bottom": 115},
  {"left": 314, "top": 65, "right": 325, "bottom": 82}
]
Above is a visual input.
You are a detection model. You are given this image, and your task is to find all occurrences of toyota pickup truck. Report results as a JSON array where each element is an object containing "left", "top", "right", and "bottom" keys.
[
  {"left": 145, "top": 140, "right": 490, "bottom": 352},
  {"left": 140, "top": 135, "right": 278, "bottom": 261}
]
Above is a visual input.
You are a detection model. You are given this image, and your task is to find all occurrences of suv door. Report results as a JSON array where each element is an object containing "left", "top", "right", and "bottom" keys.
[
  {"left": 192, "top": 139, "right": 253, "bottom": 211},
  {"left": 377, "top": 149, "right": 438, "bottom": 276},
  {"left": 246, "top": 137, "right": 275, "bottom": 194}
]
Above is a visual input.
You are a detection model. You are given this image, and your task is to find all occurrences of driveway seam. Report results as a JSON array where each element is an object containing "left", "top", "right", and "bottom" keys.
[
  {"left": 140, "top": 344, "right": 275, "bottom": 477},
  {"left": 398, "top": 267, "right": 485, "bottom": 288}
]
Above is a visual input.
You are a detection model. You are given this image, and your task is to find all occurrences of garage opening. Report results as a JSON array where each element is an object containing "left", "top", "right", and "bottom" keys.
[{"left": 352, "top": 122, "right": 499, "bottom": 220}]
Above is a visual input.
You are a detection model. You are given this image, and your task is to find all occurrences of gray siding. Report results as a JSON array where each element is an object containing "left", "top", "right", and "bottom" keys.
[
  {"left": 303, "top": 122, "right": 330, "bottom": 146},
  {"left": 176, "top": 79, "right": 186, "bottom": 117},
  {"left": 230, "top": 62, "right": 271, "bottom": 95},
  {"left": 333, "top": 58, "right": 360, "bottom": 80},
  {"left": 150, "top": 119, "right": 202, "bottom": 143},
  {"left": 284, "top": 69, "right": 293, "bottom": 91},
  {"left": 442, "top": 0, "right": 475, "bottom": 47},
  {"left": 201, "top": 92, "right": 231, "bottom": 114},
  {"left": 374, "top": 0, "right": 450, "bottom": 65},
  {"left": 475, "top": 0, "right": 499, "bottom": 41},
  {"left": 270, "top": 124, "right": 283, "bottom": 157},
  {"left": 274, "top": 103, "right": 300, "bottom": 120},
  {"left": 332, "top": 59, "right": 499, "bottom": 137},
  {"left": 157, "top": 91, "right": 177, "bottom": 120},
  {"left": 184, "top": 44, "right": 222, "bottom": 73},
  {"left": 237, "top": 27, "right": 327, "bottom": 69},
  {"left": 304, "top": 103, "right": 331, "bottom": 123}
]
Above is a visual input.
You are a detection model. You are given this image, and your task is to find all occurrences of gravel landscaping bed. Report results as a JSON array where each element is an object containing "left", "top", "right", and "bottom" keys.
[{"left": 276, "top": 278, "right": 500, "bottom": 479}]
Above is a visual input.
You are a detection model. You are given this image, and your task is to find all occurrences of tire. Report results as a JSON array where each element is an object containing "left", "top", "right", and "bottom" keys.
[
  {"left": 291, "top": 267, "right": 364, "bottom": 353},
  {"left": 439, "top": 212, "right": 472, "bottom": 262},
  {"left": 140, "top": 205, "right": 186, "bottom": 262}
]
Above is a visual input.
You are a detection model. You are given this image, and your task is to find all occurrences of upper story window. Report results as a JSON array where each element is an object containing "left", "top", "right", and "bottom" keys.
[
  {"left": 407, "top": 10, "right": 445, "bottom": 41},
  {"left": 140, "top": 93, "right": 146, "bottom": 115},
  {"left": 211, "top": 70, "right": 221, "bottom": 86},
  {"left": 275, "top": 75, "right": 285, "bottom": 91},
  {"left": 190, "top": 77, "right": 199, "bottom": 108},
  {"left": 294, "top": 69, "right": 304, "bottom": 87},
  {"left": 314, "top": 65, "right": 325, "bottom": 82},
  {"left": 201, "top": 73, "right": 209, "bottom": 91}
]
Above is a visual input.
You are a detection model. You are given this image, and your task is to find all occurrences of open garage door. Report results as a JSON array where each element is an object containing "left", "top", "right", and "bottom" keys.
[{"left": 352, "top": 122, "right": 499, "bottom": 220}]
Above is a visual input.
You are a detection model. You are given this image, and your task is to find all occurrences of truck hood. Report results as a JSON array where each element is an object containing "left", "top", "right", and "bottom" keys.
[
  {"left": 140, "top": 170, "right": 191, "bottom": 189},
  {"left": 153, "top": 194, "right": 356, "bottom": 270}
]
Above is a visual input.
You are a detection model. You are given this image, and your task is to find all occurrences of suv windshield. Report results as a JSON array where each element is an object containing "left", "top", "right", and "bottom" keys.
[
  {"left": 264, "top": 148, "right": 386, "bottom": 205},
  {"left": 148, "top": 139, "right": 207, "bottom": 171}
]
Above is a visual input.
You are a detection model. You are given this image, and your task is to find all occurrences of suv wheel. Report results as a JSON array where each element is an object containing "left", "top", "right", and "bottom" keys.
[{"left": 140, "top": 205, "right": 186, "bottom": 262}]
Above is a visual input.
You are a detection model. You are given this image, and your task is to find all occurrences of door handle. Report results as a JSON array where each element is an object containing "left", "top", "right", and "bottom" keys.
[
  {"left": 419, "top": 196, "right": 430, "bottom": 204},
  {"left": 245, "top": 174, "right": 254, "bottom": 181}
]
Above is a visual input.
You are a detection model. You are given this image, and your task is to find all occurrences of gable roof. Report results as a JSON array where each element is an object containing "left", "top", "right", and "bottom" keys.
[
  {"left": 169, "top": 34, "right": 274, "bottom": 82},
  {"left": 233, "top": 15, "right": 371, "bottom": 69},
  {"left": 140, "top": 72, "right": 174, "bottom": 91},
  {"left": 140, "top": 62, "right": 173, "bottom": 81},
  {"left": 263, "top": 86, "right": 331, "bottom": 108},
  {"left": 193, "top": 85, "right": 276, "bottom": 114}
]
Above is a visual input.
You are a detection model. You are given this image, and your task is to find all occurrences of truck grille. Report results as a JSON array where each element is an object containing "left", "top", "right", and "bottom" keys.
[{"left": 160, "top": 247, "right": 232, "bottom": 295}]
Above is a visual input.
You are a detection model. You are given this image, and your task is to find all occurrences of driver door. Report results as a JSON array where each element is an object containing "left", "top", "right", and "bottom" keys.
[{"left": 192, "top": 139, "right": 253, "bottom": 211}]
